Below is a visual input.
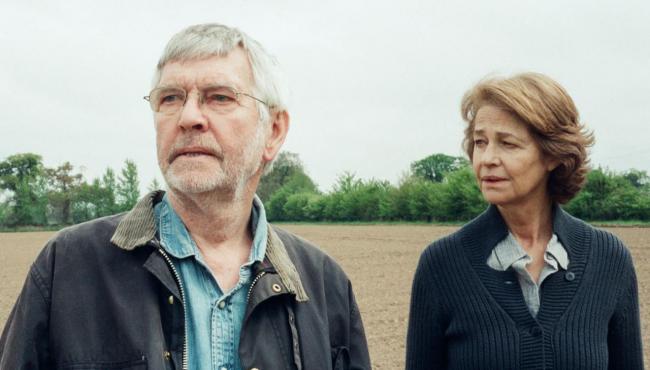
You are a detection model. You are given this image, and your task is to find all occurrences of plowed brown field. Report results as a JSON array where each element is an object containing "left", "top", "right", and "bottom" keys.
[{"left": 1, "top": 226, "right": 648, "bottom": 368}]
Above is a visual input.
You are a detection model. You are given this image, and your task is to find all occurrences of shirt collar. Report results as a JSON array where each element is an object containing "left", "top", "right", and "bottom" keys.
[
  {"left": 545, "top": 233, "right": 569, "bottom": 270},
  {"left": 490, "top": 232, "right": 528, "bottom": 270},
  {"left": 489, "top": 232, "right": 569, "bottom": 271}
]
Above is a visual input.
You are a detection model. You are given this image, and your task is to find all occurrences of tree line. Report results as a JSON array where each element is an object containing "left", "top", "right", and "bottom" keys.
[
  {"left": 1, "top": 151, "right": 649, "bottom": 228},
  {"left": 259, "top": 152, "right": 650, "bottom": 222},
  {"left": 0, "top": 153, "right": 147, "bottom": 227}
]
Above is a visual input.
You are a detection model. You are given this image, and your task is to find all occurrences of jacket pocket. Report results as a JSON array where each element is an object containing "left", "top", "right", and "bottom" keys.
[
  {"left": 61, "top": 357, "right": 147, "bottom": 370},
  {"left": 331, "top": 346, "right": 350, "bottom": 370}
]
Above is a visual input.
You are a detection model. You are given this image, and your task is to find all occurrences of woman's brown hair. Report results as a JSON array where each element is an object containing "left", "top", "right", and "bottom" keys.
[{"left": 461, "top": 72, "right": 594, "bottom": 204}]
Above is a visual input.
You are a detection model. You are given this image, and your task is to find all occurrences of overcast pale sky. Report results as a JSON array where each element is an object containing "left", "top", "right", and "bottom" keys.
[{"left": 1, "top": 1, "right": 649, "bottom": 192}]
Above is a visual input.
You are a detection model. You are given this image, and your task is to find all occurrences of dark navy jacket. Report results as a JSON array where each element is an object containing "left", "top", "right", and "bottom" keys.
[{"left": 0, "top": 191, "right": 370, "bottom": 370}]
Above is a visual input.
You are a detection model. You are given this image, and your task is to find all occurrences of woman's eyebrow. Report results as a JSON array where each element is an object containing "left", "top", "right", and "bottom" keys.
[{"left": 474, "top": 129, "right": 523, "bottom": 140}]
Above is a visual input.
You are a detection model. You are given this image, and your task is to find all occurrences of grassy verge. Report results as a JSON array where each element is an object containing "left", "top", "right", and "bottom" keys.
[{"left": 589, "top": 220, "right": 650, "bottom": 228}]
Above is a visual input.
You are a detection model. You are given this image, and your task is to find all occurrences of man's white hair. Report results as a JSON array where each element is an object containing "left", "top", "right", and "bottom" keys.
[{"left": 153, "top": 23, "right": 289, "bottom": 125}]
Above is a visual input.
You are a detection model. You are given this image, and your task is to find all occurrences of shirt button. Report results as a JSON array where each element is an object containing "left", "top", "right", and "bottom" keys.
[
  {"left": 220, "top": 367, "right": 228, "bottom": 370},
  {"left": 250, "top": 368, "right": 260, "bottom": 370},
  {"left": 163, "top": 351, "right": 171, "bottom": 360},
  {"left": 168, "top": 295, "right": 174, "bottom": 305},
  {"left": 565, "top": 271, "right": 576, "bottom": 281},
  {"left": 218, "top": 300, "right": 226, "bottom": 309}
]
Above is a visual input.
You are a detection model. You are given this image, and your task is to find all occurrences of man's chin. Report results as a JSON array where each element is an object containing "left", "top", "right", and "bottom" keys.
[{"left": 163, "top": 171, "right": 228, "bottom": 195}]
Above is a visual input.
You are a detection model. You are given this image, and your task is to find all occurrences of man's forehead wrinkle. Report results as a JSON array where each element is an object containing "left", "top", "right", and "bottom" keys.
[
  {"left": 157, "top": 76, "right": 246, "bottom": 92},
  {"left": 157, "top": 56, "right": 254, "bottom": 91}
]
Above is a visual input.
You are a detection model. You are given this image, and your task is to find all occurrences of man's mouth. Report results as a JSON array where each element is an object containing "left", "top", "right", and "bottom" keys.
[{"left": 170, "top": 147, "right": 221, "bottom": 162}]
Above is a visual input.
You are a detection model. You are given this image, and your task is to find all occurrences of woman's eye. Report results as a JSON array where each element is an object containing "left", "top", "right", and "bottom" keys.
[
  {"left": 473, "top": 139, "right": 486, "bottom": 146},
  {"left": 502, "top": 141, "right": 516, "bottom": 148}
]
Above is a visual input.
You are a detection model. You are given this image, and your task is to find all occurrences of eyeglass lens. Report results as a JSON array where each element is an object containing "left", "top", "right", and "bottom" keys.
[{"left": 149, "top": 86, "right": 243, "bottom": 115}]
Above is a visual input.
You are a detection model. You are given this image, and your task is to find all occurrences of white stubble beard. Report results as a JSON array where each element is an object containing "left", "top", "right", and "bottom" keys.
[{"left": 161, "top": 124, "right": 267, "bottom": 199}]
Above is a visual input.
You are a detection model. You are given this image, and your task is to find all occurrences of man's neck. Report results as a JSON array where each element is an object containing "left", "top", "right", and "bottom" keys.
[{"left": 166, "top": 187, "right": 255, "bottom": 249}]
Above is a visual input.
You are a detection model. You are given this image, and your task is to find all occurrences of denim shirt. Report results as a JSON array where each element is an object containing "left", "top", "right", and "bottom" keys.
[
  {"left": 154, "top": 194, "right": 268, "bottom": 370},
  {"left": 487, "top": 232, "right": 569, "bottom": 317}
]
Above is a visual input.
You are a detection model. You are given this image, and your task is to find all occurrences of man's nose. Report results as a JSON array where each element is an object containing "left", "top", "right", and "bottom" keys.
[{"left": 177, "top": 92, "right": 209, "bottom": 132}]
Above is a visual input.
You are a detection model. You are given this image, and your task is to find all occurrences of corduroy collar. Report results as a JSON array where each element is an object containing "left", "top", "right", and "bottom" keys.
[{"left": 110, "top": 190, "right": 309, "bottom": 302}]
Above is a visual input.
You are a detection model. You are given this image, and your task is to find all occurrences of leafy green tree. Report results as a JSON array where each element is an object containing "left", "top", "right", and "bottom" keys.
[
  {"left": 0, "top": 153, "right": 48, "bottom": 226},
  {"left": 304, "top": 195, "right": 328, "bottom": 221},
  {"left": 0, "top": 153, "right": 43, "bottom": 190},
  {"left": 345, "top": 179, "right": 393, "bottom": 221},
  {"left": 258, "top": 152, "right": 312, "bottom": 202},
  {"left": 71, "top": 180, "right": 103, "bottom": 223},
  {"left": 406, "top": 178, "right": 443, "bottom": 221},
  {"left": 266, "top": 171, "right": 318, "bottom": 221},
  {"left": 319, "top": 174, "right": 393, "bottom": 221},
  {"left": 283, "top": 193, "right": 313, "bottom": 220},
  {"left": 45, "top": 162, "right": 84, "bottom": 224},
  {"left": 623, "top": 169, "right": 650, "bottom": 189},
  {"left": 411, "top": 153, "right": 469, "bottom": 182},
  {"left": 117, "top": 160, "right": 140, "bottom": 212},
  {"left": 12, "top": 176, "right": 49, "bottom": 226},
  {"left": 0, "top": 199, "right": 8, "bottom": 226},
  {"left": 565, "top": 168, "right": 650, "bottom": 220},
  {"left": 100, "top": 168, "right": 119, "bottom": 216},
  {"left": 438, "top": 166, "right": 487, "bottom": 221}
]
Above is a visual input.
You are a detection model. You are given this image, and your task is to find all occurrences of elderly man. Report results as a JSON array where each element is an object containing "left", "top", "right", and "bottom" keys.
[{"left": 0, "top": 24, "right": 370, "bottom": 370}]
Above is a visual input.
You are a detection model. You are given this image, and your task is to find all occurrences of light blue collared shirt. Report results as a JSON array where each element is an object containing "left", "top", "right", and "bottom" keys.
[
  {"left": 154, "top": 194, "right": 268, "bottom": 370},
  {"left": 487, "top": 232, "right": 569, "bottom": 317}
]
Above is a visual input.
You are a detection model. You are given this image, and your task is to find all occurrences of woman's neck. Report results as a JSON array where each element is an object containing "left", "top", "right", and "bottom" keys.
[{"left": 497, "top": 195, "right": 554, "bottom": 251}]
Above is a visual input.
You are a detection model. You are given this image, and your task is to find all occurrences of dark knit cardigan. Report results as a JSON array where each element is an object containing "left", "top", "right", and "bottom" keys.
[{"left": 406, "top": 205, "right": 643, "bottom": 370}]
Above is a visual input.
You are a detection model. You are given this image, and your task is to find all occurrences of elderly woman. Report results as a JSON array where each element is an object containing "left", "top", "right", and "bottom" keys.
[{"left": 405, "top": 73, "right": 643, "bottom": 370}]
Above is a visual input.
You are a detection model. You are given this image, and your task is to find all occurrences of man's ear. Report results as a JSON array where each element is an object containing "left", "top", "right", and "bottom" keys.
[{"left": 262, "top": 110, "right": 290, "bottom": 163}]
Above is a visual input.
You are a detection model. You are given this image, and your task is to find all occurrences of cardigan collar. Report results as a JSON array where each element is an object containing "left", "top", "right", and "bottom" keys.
[
  {"left": 462, "top": 204, "right": 589, "bottom": 263},
  {"left": 460, "top": 204, "right": 592, "bottom": 329}
]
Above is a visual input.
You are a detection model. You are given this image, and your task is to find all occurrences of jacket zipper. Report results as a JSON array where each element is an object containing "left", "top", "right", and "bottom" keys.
[
  {"left": 157, "top": 246, "right": 189, "bottom": 370},
  {"left": 247, "top": 271, "right": 266, "bottom": 302}
]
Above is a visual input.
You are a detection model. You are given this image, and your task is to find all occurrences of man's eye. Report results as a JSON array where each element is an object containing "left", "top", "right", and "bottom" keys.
[
  {"left": 502, "top": 141, "right": 516, "bottom": 148},
  {"left": 473, "top": 139, "right": 486, "bottom": 146},
  {"left": 160, "top": 94, "right": 183, "bottom": 104},
  {"left": 207, "top": 94, "right": 236, "bottom": 104}
]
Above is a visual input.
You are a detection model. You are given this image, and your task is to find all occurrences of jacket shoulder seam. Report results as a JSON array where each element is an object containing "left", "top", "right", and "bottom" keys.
[{"left": 29, "top": 264, "right": 51, "bottom": 304}]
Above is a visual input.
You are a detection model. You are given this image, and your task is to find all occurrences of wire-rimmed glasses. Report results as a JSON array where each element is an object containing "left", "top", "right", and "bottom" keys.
[{"left": 144, "top": 85, "right": 270, "bottom": 115}]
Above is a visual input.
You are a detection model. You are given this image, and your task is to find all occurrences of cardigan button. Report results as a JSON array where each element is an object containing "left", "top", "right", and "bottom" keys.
[
  {"left": 529, "top": 326, "right": 542, "bottom": 337},
  {"left": 565, "top": 271, "right": 576, "bottom": 281}
]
